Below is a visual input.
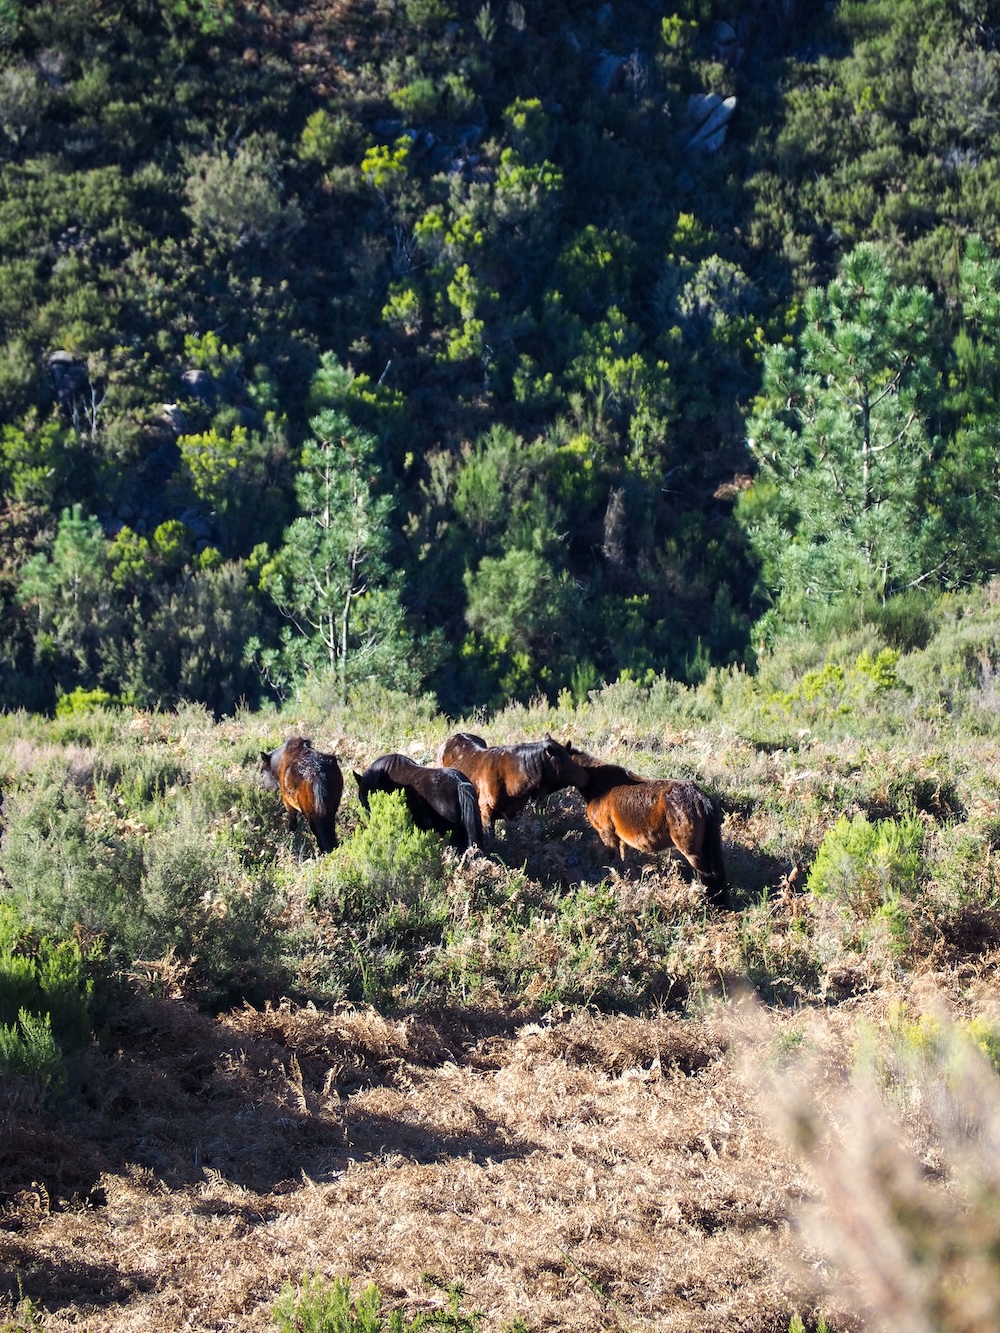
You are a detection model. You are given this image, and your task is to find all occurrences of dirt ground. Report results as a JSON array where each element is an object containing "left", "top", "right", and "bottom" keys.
[{"left": 0, "top": 990, "right": 869, "bottom": 1333}]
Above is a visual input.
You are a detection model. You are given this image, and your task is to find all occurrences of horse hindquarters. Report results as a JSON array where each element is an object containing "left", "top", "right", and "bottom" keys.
[
  {"left": 668, "top": 788, "right": 729, "bottom": 909},
  {"left": 304, "top": 759, "right": 342, "bottom": 853}
]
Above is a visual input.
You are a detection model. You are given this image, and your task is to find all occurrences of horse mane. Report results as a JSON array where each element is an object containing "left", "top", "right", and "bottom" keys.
[
  {"left": 510, "top": 741, "right": 548, "bottom": 786},
  {"left": 571, "top": 752, "right": 643, "bottom": 797},
  {"left": 367, "top": 752, "right": 420, "bottom": 779}
]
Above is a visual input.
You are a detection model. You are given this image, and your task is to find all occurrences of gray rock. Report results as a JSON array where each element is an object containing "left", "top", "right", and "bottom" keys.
[
  {"left": 46, "top": 350, "right": 89, "bottom": 404},
  {"left": 686, "top": 96, "right": 737, "bottom": 151},
  {"left": 686, "top": 93, "right": 723, "bottom": 130},
  {"left": 180, "top": 368, "right": 217, "bottom": 404},
  {"left": 714, "top": 20, "right": 737, "bottom": 45},
  {"left": 594, "top": 51, "right": 627, "bottom": 95},
  {"left": 159, "top": 403, "right": 188, "bottom": 434}
]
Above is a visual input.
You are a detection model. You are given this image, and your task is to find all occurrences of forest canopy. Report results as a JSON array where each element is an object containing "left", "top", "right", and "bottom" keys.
[{"left": 3, "top": 0, "right": 1000, "bottom": 717}]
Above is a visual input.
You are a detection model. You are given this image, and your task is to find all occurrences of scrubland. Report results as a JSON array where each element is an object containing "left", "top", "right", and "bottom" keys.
[{"left": 3, "top": 589, "right": 1000, "bottom": 1332}]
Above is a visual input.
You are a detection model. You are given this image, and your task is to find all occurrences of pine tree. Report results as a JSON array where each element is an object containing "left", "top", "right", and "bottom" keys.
[
  {"left": 739, "top": 244, "right": 940, "bottom": 636},
  {"left": 256, "top": 409, "right": 416, "bottom": 702}
]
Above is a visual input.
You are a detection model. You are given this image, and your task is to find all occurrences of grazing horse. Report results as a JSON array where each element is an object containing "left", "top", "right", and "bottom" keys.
[
  {"left": 260, "top": 736, "right": 343, "bottom": 854},
  {"left": 353, "top": 753, "right": 483, "bottom": 853},
  {"left": 568, "top": 750, "right": 730, "bottom": 908},
  {"left": 437, "top": 732, "right": 590, "bottom": 835}
]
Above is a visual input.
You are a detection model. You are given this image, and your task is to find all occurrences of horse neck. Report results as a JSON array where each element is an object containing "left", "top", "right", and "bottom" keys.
[{"left": 582, "top": 762, "right": 637, "bottom": 797}]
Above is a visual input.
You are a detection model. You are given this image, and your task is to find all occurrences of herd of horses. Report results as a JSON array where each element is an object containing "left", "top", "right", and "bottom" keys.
[{"left": 260, "top": 732, "right": 730, "bottom": 909}]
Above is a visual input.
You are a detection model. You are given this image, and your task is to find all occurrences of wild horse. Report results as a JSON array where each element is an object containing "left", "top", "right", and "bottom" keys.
[
  {"left": 568, "top": 748, "right": 730, "bottom": 908},
  {"left": 437, "top": 732, "right": 590, "bottom": 835},
  {"left": 354, "top": 753, "right": 484, "bottom": 853},
  {"left": 260, "top": 736, "right": 343, "bottom": 854}
]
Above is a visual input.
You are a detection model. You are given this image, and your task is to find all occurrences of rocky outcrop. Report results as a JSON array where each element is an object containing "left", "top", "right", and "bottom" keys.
[
  {"left": 685, "top": 93, "right": 737, "bottom": 153},
  {"left": 46, "top": 350, "right": 90, "bottom": 407}
]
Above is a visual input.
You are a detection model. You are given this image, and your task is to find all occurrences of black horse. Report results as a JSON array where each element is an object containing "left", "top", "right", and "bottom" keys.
[{"left": 353, "top": 753, "right": 484, "bottom": 853}]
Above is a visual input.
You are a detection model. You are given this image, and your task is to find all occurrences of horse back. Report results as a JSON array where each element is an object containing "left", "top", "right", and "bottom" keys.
[
  {"left": 358, "top": 753, "right": 483, "bottom": 851},
  {"left": 586, "top": 778, "right": 701, "bottom": 854},
  {"left": 437, "top": 732, "right": 487, "bottom": 766}
]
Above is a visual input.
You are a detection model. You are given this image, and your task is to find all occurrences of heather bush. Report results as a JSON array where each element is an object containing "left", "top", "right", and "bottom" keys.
[{"left": 0, "top": 748, "right": 285, "bottom": 1007}]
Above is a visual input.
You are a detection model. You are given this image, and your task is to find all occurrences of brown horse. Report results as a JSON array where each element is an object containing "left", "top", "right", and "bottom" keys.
[
  {"left": 437, "top": 732, "right": 590, "bottom": 835},
  {"left": 260, "top": 736, "right": 343, "bottom": 854},
  {"left": 353, "top": 753, "right": 484, "bottom": 853},
  {"left": 568, "top": 749, "right": 730, "bottom": 908}
]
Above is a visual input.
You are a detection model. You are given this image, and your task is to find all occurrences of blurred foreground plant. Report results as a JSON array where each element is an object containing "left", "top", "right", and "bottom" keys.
[{"left": 774, "top": 1017, "right": 1000, "bottom": 1333}]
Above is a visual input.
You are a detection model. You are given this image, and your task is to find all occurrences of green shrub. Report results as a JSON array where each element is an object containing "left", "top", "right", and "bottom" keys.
[
  {"left": 788, "top": 1315, "right": 829, "bottom": 1333},
  {"left": 807, "top": 812, "right": 924, "bottom": 915},
  {"left": 966, "top": 1016, "right": 1000, "bottom": 1073},
  {"left": 0, "top": 767, "right": 284, "bottom": 1008},
  {"left": 402, "top": 0, "right": 454, "bottom": 32},
  {"left": 0, "top": 769, "right": 132, "bottom": 939},
  {"left": 55, "top": 686, "right": 123, "bottom": 717},
  {"left": 120, "top": 807, "right": 285, "bottom": 1007},
  {"left": 0, "top": 1289, "right": 45, "bottom": 1333},
  {"left": 321, "top": 790, "right": 446, "bottom": 920},
  {"left": 0, "top": 1007, "right": 61, "bottom": 1080},
  {"left": 93, "top": 746, "right": 187, "bottom": 812},
  {"left": 0, "top": 901, "right": 96, "bottom": 1081},
  {"left": 295, "top": 791, "right": 451, "bottom": 1007}
]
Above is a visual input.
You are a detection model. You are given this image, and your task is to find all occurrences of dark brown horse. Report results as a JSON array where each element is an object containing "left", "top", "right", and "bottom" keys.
[
  {"left": 260, "top": 736, "right": 343, "bottom": 854},
  {"left": 437, "top": 732, "right": 590, "bottom": 835},
  {"left": 568, "top": 749, "right": 730, "bottom": 908},
  {"left": 353, "top": 753, "right": 484, "bottom": 853}
]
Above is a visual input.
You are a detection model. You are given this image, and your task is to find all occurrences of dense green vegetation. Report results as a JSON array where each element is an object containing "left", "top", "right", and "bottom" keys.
[{"left": 5, "top": 0, "right": 1000, "bottom": 718}]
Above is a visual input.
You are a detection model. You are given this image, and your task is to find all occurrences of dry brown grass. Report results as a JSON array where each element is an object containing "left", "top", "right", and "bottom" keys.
[{"left": 1, "top": 996, "right": 836, "bottom": 1333}]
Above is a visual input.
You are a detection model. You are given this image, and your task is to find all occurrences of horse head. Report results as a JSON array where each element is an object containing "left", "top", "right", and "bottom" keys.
[
  {"left": 259, "top": 750, "right": 280, "bottom": 791},
  {"left": 353, "top": 770, "right": 370, "bottom": 809},
  {"left": 540, "top": 734, "right": 592, "bottom": 790}
]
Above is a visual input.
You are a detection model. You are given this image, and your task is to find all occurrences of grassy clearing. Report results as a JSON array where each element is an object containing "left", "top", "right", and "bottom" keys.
[{"left": 3, "top": 592, "right": 1000, "bottom": 1328}]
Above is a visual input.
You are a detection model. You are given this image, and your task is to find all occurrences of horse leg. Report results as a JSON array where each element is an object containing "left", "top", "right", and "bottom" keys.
[
  {"left": 284, "top": 806, "right": 298, "bottom": 832},
  {"left": 682, "top": 851, "right": 727, "bottom": 906},
  {"left": 588, "top": 812, "right": 621, "bottom": 859},
  {"left": 478, "top": 790, "right": 496, "bottom": 840},
  {"left": 309, "top": 815, "right": 337, "bottom": 854}
]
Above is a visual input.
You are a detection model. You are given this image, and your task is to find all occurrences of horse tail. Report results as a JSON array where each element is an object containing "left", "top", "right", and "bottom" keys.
[
  {"left": 457, "top": 776, "right": 484, "bottom": 851},
  {"left": 703, "top": 796, "right": 729, "bottom": 908},
  {"left": 307, "top": 757, "right": 339, "bottom": 853}
]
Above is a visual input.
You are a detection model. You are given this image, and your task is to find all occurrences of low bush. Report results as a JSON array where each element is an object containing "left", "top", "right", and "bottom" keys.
[
  {"left": 0, "top": 901, "right": 98, "bottom": 1085},
  {"left": 0, "top": 757, "right": 286, "bottom": 1009},
  {"left": 807, "top": 812, "right": 924, "bottom": 916}
]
